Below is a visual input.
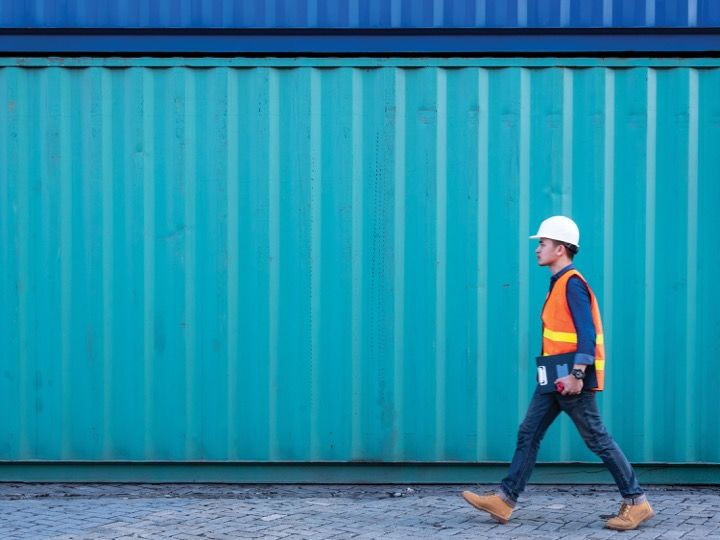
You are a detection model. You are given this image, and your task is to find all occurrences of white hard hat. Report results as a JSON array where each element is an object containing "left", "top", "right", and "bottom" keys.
[{"left": 529, "top": 215, "right": 580, "bottom": 247}]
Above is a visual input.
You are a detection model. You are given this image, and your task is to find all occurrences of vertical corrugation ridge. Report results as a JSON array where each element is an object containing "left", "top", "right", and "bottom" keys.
[
  {"left": 603, "top": 0, "right": 613, "bottom": 26},
  {"left": 37, "top": 67, "right": 49, "bottom": 454},
  {"left": 226, "top": 67, "right": 239, "bottom": 460},
  {"left": 351, "top": 68, "right": 363, "bottom": 459},
  {"left": 517, "top": 0, "right": 528, "bottom": 27},
  {"left": 476, "top": 67, "right": 489, "bottom": 461},
  {"left": 562, "top": 68, "right": 573, "bottom": 216},
  {"left": 142, "top": 68, "right": 155, "bottom": 458},
  {"left": 685, "top": 68, "right": 699, "bottom": 461},
  {"left": 211, "top": 66, "right": 229, "bottom": 460},
  {"left": 0, "top": 68, "right": 8, "bottom": 454},
  {"left": 475, "top": 0, "right": 486, "bottom": 26},
  {"left": 222, "top": 0, "right": 232, "bottom": 27},
  {"left": 602, "top": 69, "right": 615, "bottom": 421},
  {"left": 435, "top": 69, "right": 447, "bottom": 459},
  {"left": 559, "top": 67, "right": 573, "bottom": 460},
  {"left": 393, "top": 68, "right": 406, "bottom": 460},
  {"left": 349, "top": 0, "right": 360, "bottom": 27},
  {"left": 119, "top": 69, "right": 131, "bottom": 458},
  {"left": 36, "top": 68, "right": 49, "bottom": 457},
  {"left": 139, "top": 0, "right": 150, "bottom": 26},
  {"left": 433, "top": 0, "right": 444, "bottom": 27},
  {"left": 265, "top": 0, "right": 276, "bottom": 27},
  {"left": 391, "top": 0, "right": 401, "bottom": 28},
  {"left": 309, "top": 68, "right": 322, "bottom": 460},
  {"left": 78, "top": 68, "right": 91, "bottom": 455},
  {"left": 16, "top": 67, "right": 30, "bottom": 458},
  {"left": 0, "top": 69, "right": 4, "bottom": 279},
  {"left": 117, "top": 0, "right": 128, "bottom": 26},
  {"left": 159, "top": 0, "right": 171, "bottom": 27},
  {"left": 100, "top": 67, "right": 114, "bottom": 459},
  {"left": 688, "top": 0, "right": 698, "bottom": 26},
  {"left": 517, "top": 68, "right": 531, "bottom": 411},
  {"left": 268, "top": 68, "right": 280, "bottom": 460},
  {"left": 643, "top": 67, "right": 657, "bottom": 461},
  {"left": 307, "top": 0, "right": 318, "bottom": 27},
  {"left": 560, "top": 0, "right": 570, "bottom": 27},
  {"left": 59, "top": 68, "right": 72, "bottom": 459},
  {"left": 184, "top": 69, "right": 197, "bottom": 459},
  {"left": 646, "top": 0, "right": 656, "bottom": 26},
  {"left": 81, "top": 68, "right": 95, "bottom": 458}
]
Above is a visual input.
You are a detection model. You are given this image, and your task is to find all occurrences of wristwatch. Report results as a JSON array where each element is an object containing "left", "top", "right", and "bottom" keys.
[{"left": 571, "top": 368, "right": 585, "bottom": 380}]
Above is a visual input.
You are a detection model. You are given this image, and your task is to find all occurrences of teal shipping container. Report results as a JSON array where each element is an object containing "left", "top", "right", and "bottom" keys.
[{"left": 1, "top": 57, "right": 719, "bottom": 483}]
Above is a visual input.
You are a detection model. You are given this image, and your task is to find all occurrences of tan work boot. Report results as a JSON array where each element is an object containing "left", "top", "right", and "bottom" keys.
[
  {"left": 461, "top": 490, "right": 513, "bottom": 524},
  {"left": 605, "top": 501, "right": 655, "bottom": 530}
]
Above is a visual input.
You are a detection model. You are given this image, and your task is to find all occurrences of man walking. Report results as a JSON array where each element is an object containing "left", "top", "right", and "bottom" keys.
[{"left": 462, "top": 216, "right": 654, "bottom": 531}]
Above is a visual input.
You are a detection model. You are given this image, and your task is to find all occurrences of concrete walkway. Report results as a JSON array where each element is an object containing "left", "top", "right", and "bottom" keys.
[{"left": 0, "top": 483, "right": 718, "bottom": 539}]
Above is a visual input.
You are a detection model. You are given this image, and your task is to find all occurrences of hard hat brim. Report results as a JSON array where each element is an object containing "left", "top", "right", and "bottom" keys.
[{"left": 528, "top": 234, "right": 579, "bottom": 247}]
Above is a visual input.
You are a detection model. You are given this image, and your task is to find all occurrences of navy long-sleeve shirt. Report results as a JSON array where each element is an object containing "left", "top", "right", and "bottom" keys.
[{"left": 548, "top": 264, "right": 596, "bottom": 366}]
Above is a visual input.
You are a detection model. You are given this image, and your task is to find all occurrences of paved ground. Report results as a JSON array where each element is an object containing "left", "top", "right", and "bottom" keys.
[{"left": 0, "top": 483, "right": 718, "bottom": 539}]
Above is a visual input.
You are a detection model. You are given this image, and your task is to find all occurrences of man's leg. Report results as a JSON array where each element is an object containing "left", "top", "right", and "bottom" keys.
[
  {"left": 560, "top": 392, "right": 643, "bottom": 499},
  {"left": 499, "top": 389, "right": 562, "bottom": 502},
  {"left": 561, "top": 391, "right": 654, "bottom": 530},
  {"left": 462, "top": 389, "right": 560, "bottom": 523}
]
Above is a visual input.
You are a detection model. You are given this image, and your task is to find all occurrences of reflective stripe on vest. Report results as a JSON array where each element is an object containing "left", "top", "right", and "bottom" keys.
[
  {"left": 541, "top": 269, "right": 605, "bottom": 391},
  {"left": 542, "top": 328, "right": 604, "bottom": 345}
]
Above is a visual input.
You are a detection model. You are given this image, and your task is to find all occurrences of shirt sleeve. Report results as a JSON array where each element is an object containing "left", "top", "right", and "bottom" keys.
[{"left": 566, "top": 276, "right": 596, "bottom": 366}]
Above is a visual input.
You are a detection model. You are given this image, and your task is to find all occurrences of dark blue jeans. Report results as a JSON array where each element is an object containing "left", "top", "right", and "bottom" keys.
[{"left": 500, "top": 388, "right": 644, "bottom": 502}]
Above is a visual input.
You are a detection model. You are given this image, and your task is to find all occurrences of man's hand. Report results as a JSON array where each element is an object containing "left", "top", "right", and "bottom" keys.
[{"left": 555, "top": 375, "right": 582, "bottom": 395}]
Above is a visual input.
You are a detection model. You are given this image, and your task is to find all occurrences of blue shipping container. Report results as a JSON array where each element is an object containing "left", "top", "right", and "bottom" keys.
[{"left": 1, "top": 1, "right": 719, "bottom": 54}]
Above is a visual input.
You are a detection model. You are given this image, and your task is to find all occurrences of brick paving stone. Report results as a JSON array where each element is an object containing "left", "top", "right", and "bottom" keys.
[{"left": 0, "top": 484, "right": 719, "bottom": 539}]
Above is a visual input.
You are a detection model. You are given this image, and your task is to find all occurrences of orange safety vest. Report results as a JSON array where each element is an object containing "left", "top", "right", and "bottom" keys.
[{"left": 541, "top": 269, "right": 605, "bottom": 391}]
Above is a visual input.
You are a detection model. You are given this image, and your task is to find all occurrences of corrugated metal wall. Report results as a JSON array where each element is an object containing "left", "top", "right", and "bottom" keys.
[
  {"left": 1, "top": 58, "right": 719, "bottom": 465},
  {"left": 2, "top": 0, "right": 719, "bottom": 28}
]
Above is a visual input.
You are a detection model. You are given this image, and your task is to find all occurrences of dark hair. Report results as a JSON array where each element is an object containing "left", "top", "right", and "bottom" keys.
[{"left": 549, "top": 239, "right": 579, "bottom": 260}]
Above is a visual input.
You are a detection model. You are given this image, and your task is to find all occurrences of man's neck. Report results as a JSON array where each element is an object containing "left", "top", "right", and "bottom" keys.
[{"left": 549, "top": 257, "right": 573, "bottom": 276}]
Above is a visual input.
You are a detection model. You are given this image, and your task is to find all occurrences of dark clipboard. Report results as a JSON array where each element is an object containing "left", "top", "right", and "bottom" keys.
[{"left": 536, "top": 352, "right": 598, "bottom": 394}]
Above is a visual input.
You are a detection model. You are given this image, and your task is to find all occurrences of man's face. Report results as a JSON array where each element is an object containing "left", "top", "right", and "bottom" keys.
[{"left": 535, "top": 238, "right": 562, "bottom": 267}]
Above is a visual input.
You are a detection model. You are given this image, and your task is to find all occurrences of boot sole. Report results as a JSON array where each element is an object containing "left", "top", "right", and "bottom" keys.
[
  {"left": 605, "top": 510, "right": 655, "bottom": 531},
  {"left": 461, "top": 492, "right": 510, "bottom": 524}
]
